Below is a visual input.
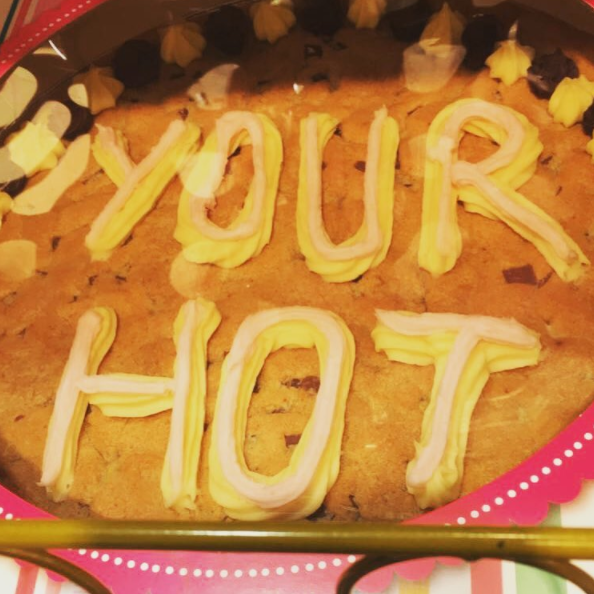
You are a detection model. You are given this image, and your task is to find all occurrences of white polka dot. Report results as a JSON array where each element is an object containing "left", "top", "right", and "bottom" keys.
[
  {"left": 140, "top": 562, "right": 149, "bottom": 571},
  {"left": 276, "top": 567, "right": 285, "bottom": 576},
  {"left": 520, "top": 482, "right": 529, "bottom": 490},
  {"left": 530, "top": 475, "right": 539, "bottom": 483},
  {"left": 205, "top": 569, "right": 214, "bottom": 578},
  {"left": 127, "top": 560, "right": 136, "bottom": 569},
  {"left": 249, "top": 568, "right": 257, "bottom": 578},
  {"left": 507, "top": 490, "right": 517, "bottom": 498},
  {"left": 554, "top": 458, "right": 563, "bottom": 466},
  {"left": 575, "top": 442, "right": 583, "bottom": 450},
  {"left": 482, "top": 504, "right": 491, "bottom": 513},
  {"left": 305, "top": 563, "right": 314, "bottom": 571},
  {"left": 291, "top": 565, "right": 299, "bottom": 574},
  {"left": 220, "top": 570, "right": 228, "bottom": 578},
  {"left": 565, "top": 449, "right": 574, "bottom": 458},
  {"left": 470, "top": 510, "right": 479, "bottom": 519},
  {"left": 91, "top": 551, "right": 99, "bottom": 560},
  {"left": 332, "top": 558, "right": 342, "bottom": 567},
  {"left": 542, "top": 466, "right": 551, "bottom": 475},
  {"left": 457, "top": 517, "right": 466, "bottom": 525},
  {"left": 64, "top": 12, "right": 70, "bottom": 17},
  {"left": 261, "top": 568, "right": 269, "bottom": 577},
  {"left": 114, "top": 558, "right": 123, "bottom": 566},
  {"left": 151, "top": 565, "right": 160, "bottom": 574},
  {"left": 78, "top": 549, "right": 86, "bottom": 556},
  {"left": 495, "top": 497, "right": 504, "bottom": 505},
  {"left": 585, "top": 432, "right": 593, "bottom": 441},
  {"left": 193, "top": 569, "right": 202, "bottom": 578},
  {"left": 179, "top": 568, "right": 188, "bottom": 576},
  {"left": 165, "top": 566, "right": 174, "bottom": 575},
  {"left": 318, "top": 561, "right": 327, "bottom": 570},
  {"left": 101, "top": 554, "right": 110, "bottom": 562},
  {"left": 234, "top": 570, "right": 243, "bottom": 578},
  {"left": 5, "top": 514, "right": 13, "bottom": 520},
  {"left": 347, "top": 555, "right": 357, "bottom": 564}
]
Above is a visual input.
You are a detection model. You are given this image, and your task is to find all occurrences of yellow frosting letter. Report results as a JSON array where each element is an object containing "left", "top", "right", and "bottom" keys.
[
  {"left": 40, "top": 299, "right": 220, "bottom": 511},
  {"left": 176, "top": 111, "right": 282, "bottom": 268},
  {"left": 209, "top": 307, "right": 355, "bottom": 520},
  {"left": 420, "top": 98, "right": 589, "bottom": 281},
  {"left": 297, "top": 107, "right": 399, "bottom": 282},
  {"left": 372, "top": 310, "right": 541, "bottom": 509}
]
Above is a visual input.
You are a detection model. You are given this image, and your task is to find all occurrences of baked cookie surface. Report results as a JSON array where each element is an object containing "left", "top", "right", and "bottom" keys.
[{"left": 0, "top": 5, "right": 593, "bottom": 521}]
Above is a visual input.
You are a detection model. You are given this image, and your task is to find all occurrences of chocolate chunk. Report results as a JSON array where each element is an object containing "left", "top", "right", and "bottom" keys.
[
  {"left": 88, "top": 275, "right": 98, "bottom": 286},
  {"left": 387, "top": 1, "right": 431, "bottom": 42},
  {"left": 62, "top": 100, "right": 94, "bottom": 141},
  {"left": 205, "top": 6, "right": 250, "bottom": 56},
  {"left": 178, "top": 107, "right": 189, "bottom": 121},
  {"left": 304, "top": 44, "right": 323, "bottom": 59},
  {"left": 354, "top": 161, "right": 366, "bottom": 172},
  {"left": 527, "top": 49, "right": 579, "bottom": 100},
  {"left": 502, "top": 264, "right": 538, "bottom": 285},
  {"left": 311, "top": 72, "right": 329, "bottom": 83},
  {"left": 51, "top": 236, "right": 61, "bottom": 251},
  {"left": 1, "top": 176, "right": 27, "bottom": 198},
  {"left": 582, "top": 102, "right": 594, "bottom": 136},
  {"left": 462, "top": 14, "right": 506, "bottom": 71},
  {"left": 284, "top": 434, "right": 301, "bottom": 447},
  {"left": 296, "top": 0, "right": 344, "bottom": 37},
  {"left": 115, "top": 275, "right": 127, "bottom": 283},
  {"left": 113, "top": 39, "right": 160, "bottom": 89}
]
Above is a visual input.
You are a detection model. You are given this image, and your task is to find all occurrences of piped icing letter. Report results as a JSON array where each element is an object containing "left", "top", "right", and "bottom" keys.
[
  {"left": 40, "top": 299, "right": 220, "bottom": 511},
  {"left": 297, "top": 108, "right": 399, "bottom": 282},
  {"left": 176, "top": 111, "right": 282, "bottom": 268},
  {"left": 372, "top": 310, "right": 541, "bottom": 509},
  {"left": 86, "top": 119, "right": 200, "bottom": 261},
  {"left": 209, "top": 307, "right": 355, "bottom": 520},
  {"left": 419, "top": 98, "right": 589, "bottom": 281}
]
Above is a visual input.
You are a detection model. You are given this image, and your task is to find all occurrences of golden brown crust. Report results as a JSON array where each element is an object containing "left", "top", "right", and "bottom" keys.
[{"left": 0, "top": 9, "right": 593, "bottom": 521}]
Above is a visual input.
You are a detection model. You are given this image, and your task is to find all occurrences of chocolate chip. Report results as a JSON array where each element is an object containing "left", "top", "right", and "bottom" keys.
[
  {"left": 35, "top": 270, "right": 48, "bottom": 277},
  {"left": 113, "top": 39, "right": 160, "bottom": 89},
  {"left": 178, "top": 107, "right": 189, "bottom": 120},
  {"left": 502, "top": 264, "right": 538, "bottom": 285},
  {"left": 304, "top": 44, "right": 323, "bottom": 59},
  {"left": 462, "top": 14, "right": 506, "bottom": 71},
  {"left": 284, "top": 434, "right": 301, "bottom": 447},
  {"left": 70, "top": 295, "right": 79, "bottom": 303},
  {"left": 540, "top": 155, "right": 553, "bottom": 166},
  {"left": 51, "top": 236, "right": 61, "bottom": 251},
  {"left": 334, "top": 125, "right": 342, "bottom": 137},
  {"left": 270, "top": 407, "right": 287, "bottom": 414},
  {"left": 354, "top": 161, "right": 366, "bottom": 172},
  {"left": 88, "top": 275, "right": 98, "bottom": 286},
  {"left": 527, "top": 49, "right": 579, "bottom": 100},
  {"left": 297, "top": 0, "right": 344, "bottom": 37},
  {"left": 537, "top": 271, "right": 553, "bottom": 288},
  {"left": 387, "top": 1, "right": 431, "bottom": 42},
  {"left": 285, "top": 376, "right": 320, "bottom": 391},
  {"left": 62, "top": 100, "right": 94, "bottom": 141},
  {"left": 13, "top": 415, "right": 24, "bottom": 422},
  {"left": 2, "top": 176, "right": 27, "bottom": 198},
  {"left": 205, "top": 6, "right": 250, "bottom": 56},
  {"left": 115, "top": 275, "right": 127, "bottom": 283},
  {"left": 311, "top": 72, "right": 329, "bottom": 83},
  {"left": 582, "top": 102, "right": 594, "bottom": 136}
]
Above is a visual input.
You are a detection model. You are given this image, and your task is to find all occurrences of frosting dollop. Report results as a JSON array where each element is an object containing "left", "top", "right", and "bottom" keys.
[
  {"left": 548, "top": 75, "right": 594, "bottom": 128},
  {"left": 250, "top": 0, "right": 296, "bottom": 43},
  {"left": 420, "top": 2, "right": 465, "bottom": 46},
  {"left": 70, "top": 67, "right": 124, "bottom": 115},
  {"left": 347, "top": 0, "right": 386, "bottom": 30},
  {"left": 486, "top": 39, "right": 535, "bottom": 86},
  {"left": 160, "top": 23, "right": 206, "bottom": 68},
  {"left": 91, "top": 125, "right": 134, "bottom": 187}
]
